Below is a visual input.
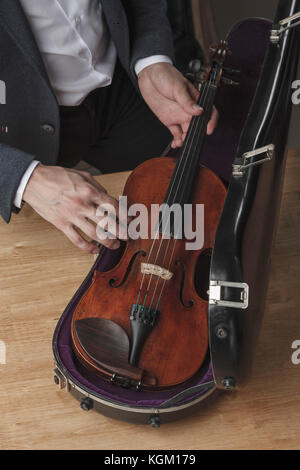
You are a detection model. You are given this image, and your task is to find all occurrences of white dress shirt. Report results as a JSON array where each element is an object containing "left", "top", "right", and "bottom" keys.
[{"left": 15, "top": 0, "right": 172, "bottom": 208}]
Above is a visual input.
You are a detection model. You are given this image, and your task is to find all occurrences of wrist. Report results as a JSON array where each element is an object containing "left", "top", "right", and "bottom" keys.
[
  {"left": 14, "top": 160, "right": 41, "bottom": 209},
  {"left": 22, "top": 162, "right": 44, "bottom": 203},
  {"left": 138, "top": 61, "right": 174, "bottom": 78},
  {"left": 135, "top": 55, "right": 173, "bottom": 77}
]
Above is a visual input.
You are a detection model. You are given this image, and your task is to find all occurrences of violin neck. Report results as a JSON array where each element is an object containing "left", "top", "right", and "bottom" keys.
[{"left": 164, "top": 81, "right": 217, "bottom": 209}]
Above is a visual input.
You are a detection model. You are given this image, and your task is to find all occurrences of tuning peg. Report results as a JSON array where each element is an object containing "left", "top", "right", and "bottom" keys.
[
  {"left": 223, "top": 67, "right": 240, "bottom": 75},
  {"left": 188, "top": 59, "right": 202, "bottom": 74},
  {"left": 209, "top": 45, "right": 218, "bottom": 55},
  {"left": 221, "top": 76, "right": 239, "bottom": 86}
]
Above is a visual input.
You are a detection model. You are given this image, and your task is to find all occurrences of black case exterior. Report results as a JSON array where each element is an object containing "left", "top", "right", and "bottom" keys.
[{"left": 209, "top": 0, "right": 300, "bottom": 389}]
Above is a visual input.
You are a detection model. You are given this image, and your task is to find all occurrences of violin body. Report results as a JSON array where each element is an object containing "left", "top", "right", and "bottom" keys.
[
  {"left": 71, "top": 39, "right": 230, "bottom": 391},
  {"left": 71, "top": 157, "right": 226, "bottom": 390}
]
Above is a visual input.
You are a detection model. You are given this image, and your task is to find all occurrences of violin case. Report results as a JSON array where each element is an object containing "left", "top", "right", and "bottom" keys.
[{"left": 52, "top": 0, "right": 300, "bottom": 426}]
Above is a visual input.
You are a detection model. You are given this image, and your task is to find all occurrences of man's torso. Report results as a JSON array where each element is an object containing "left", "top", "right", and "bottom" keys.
[{"left": 19, "top": 0, "right": 117, "bottom": 106}]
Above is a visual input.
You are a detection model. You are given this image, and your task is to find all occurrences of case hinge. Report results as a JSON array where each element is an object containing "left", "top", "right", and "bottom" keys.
[
  {"left": 232, "top": 144, "right": 275, "bottom": 177},
  {"left": 270, "top": 12, "right": 300, "bottom": 44},
  {"left": 54, "top": 367, "right": 70, "bottom": 392},
  {"left": 209, "top": 281, "right": 249, "bottom": 309}
]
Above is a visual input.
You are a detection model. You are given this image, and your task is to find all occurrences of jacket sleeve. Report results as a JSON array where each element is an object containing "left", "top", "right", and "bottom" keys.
[
  {"left": 0, "top": 143, "right": 35, "bottom": 223},
  {"left": 126, "top": 0, "right": 175, "bottom": 72}
]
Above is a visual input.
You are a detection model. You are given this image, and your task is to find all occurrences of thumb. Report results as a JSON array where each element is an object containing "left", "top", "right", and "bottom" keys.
[{"left": 174, "top": 80, "right": 203, "bottom": 116}]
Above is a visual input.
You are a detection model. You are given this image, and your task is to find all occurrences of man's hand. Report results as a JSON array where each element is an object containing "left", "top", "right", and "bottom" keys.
[
  {"left": 23, "top": 164, "right": 127, "bottom": 253},
  {"left": 138, "top": 62, "right": 219, "bottom": 148}
]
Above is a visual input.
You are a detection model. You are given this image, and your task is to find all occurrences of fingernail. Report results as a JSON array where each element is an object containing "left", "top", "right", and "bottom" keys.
[{"left": 193, "top": 104, "right": 203, "bottom": 112}]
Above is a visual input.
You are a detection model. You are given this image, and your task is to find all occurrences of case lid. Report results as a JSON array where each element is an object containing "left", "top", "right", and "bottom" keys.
[{"left": 208, "top": 0, "right": 300, "bottom": 389}]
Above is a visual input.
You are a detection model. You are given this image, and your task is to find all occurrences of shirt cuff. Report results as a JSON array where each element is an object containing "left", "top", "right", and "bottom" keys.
[
  {"left": 135, "top": 55, "right": 173, "bottom": 76},
  {"left": 14, "top": 160, "right": 40, "bottom": 209}
]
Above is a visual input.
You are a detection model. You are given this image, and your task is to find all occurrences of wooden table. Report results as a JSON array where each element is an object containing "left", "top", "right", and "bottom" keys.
[{"left": 0, "top": 152, "right": 299, "bottom": 450}]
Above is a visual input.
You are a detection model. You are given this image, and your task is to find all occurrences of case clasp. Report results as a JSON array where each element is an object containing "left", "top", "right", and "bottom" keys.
[
  {"left": 54, "top": 367, "right": 70, "bottom": 392},
  {"left": 232, "top": 144, "right": 275, "bottom": 177},
  {"left": 209, "top": 281, "right": 249, "bottom": 309},
  {"left": 270, "top": 12, "right": 300, "bottom": 44}
]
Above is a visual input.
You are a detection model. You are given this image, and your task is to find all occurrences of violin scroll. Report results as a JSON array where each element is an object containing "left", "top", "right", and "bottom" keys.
[
  {"left": 209, "top": 39, "right": 230, "bottom": 65},
  {"left": 186, "top": 40, "right": 239, "bottom": 89}
]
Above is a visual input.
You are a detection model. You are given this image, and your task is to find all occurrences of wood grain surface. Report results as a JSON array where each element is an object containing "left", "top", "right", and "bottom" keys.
[{"left": 0, "top": 152, "right": 299, "bottom": 450}]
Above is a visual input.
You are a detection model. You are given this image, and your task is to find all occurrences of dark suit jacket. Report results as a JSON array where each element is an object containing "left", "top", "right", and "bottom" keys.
[{"left": 0, "top": 0, "right": 174, "bottom": 223}]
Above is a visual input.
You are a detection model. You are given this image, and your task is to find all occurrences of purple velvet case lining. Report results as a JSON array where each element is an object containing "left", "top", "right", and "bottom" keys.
[{"left": 53, "top": 19, "right": 271, "bottom": 408}]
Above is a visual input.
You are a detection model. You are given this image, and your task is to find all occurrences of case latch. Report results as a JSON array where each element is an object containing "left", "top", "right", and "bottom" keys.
[
  {"left": 232, "top": 144, "right": 275, "bottom": 177},
  {"left": 270, "top": 12, "right": 300, "bottom": 44},
  {"left": 53, "top": 367, "right": 70, "bottom": 392},
  {"left": 209, "top": 281, "right": 249, "bottom": 309}
]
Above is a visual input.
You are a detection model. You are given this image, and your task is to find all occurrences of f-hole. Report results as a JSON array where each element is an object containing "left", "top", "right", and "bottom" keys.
[
  {"left": 194, "top": 249, "right": 212, "bottom": 301},
  {"left": 109, "top": 250, "right": 146, "bottom": 288},
  {"left": 176, "top": 260, "right": 194, "bottom": 308}
]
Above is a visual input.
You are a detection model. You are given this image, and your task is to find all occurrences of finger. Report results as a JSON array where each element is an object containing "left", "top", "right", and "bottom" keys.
[
  {"left": 174, "top": 140, "right": 184, "bottom": 148},
  {"left": 74, "top": 217, "right": 98, "bottom": 241},
  {"left": 181, "top": 121, "right": 190, "bottom": 136},
  {"left": 207, "top": 106, "right": 219, "bottom": 135},
  {"left": 67, "top": 169, "right": 108, "bottom": 195},
  {"left": 91, "top": 191, "right": 128, "bottom": 227},
  {"left": 88, "top": 209, "right": 128, "bottom": 241},
  {"left": 86, "top": 199, "right": 128, "bottom": 240},
  {"left": 169, "top": 124, "right": 182, "bottom": 142},
  {"left": 77, "top": 216, "right": 121, "bottom": 250},
  {"left": 95, "top": 224, "right": 122, "bottom": 249},
  {"left": 168, "top": 125, "right": 184, "bottom": 148},
  {"left": 80, "top": 172, "right": 108, "bottom": 194},
  {"left": 174, "top": 81, "right": 203, "bottom": 116},
  {"left": 170, "top": 138, "right": 181, "bottom": 149},
  {"left": 96, "top": 215, "right": 128, "bottom": 242},
  {"left": 186, "top": 80, "right": 200, "bottom": 103},
  {"left": 100, "top": 192, "right": 129, "bottom": 224},
  {"left": 170, "top": 138, "right": 184, "bottom": 149},
  {"left": 62, "top": 224, "right": 101, "bottom": 254}
]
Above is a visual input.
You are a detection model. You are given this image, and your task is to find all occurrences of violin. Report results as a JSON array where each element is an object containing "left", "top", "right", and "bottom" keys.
[{"left": 71, "top": 41, "right": 229, "bottom": 391}]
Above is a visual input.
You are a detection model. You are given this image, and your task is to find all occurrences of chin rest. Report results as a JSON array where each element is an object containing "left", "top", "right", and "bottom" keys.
[{"left": 74, "top": 318, "right": 157, "bottom": 386}]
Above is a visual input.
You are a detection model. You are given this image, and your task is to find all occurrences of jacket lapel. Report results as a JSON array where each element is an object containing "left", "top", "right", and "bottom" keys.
[
  {"left": 0, "top": 0, "right": 52, "bottom": 88},
  {"left": 102, "top": 0, "right": 130, "bottom": 67}
]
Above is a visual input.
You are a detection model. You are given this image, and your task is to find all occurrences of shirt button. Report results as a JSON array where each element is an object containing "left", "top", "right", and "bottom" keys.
[
  {"left": 75, "top": 15, "right": 81, "bottom": 26},
  {"left": 41, "top": 124, "right": 55, "bottom": 135}
]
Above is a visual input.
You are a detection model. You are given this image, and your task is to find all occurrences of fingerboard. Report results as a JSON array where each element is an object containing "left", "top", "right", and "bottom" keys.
[{"left": 163, "top": 81, "right": 217, "bottom": 210}]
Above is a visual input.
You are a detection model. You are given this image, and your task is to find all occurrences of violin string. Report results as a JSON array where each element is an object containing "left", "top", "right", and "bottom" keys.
[
  {"left": 139, "top": 81, "right": 212, "bottom": 302},
  {"left": 147, "top": 76, "right": 216, "bottom": 312},
  {"left": 150, "top": 83, "right": 218, "bottom": 313},
  {"left": 140, "top": 78, "right": 213, "bottom": 308},
  {"left": 144, "top": 75, "right": 214, "bottom": 310},
  {"left": 137, "top": 59, "right": 219, "bottom": 310},
  {"left": 134, "top": 80, "right": 210, "bottom": 306}
]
